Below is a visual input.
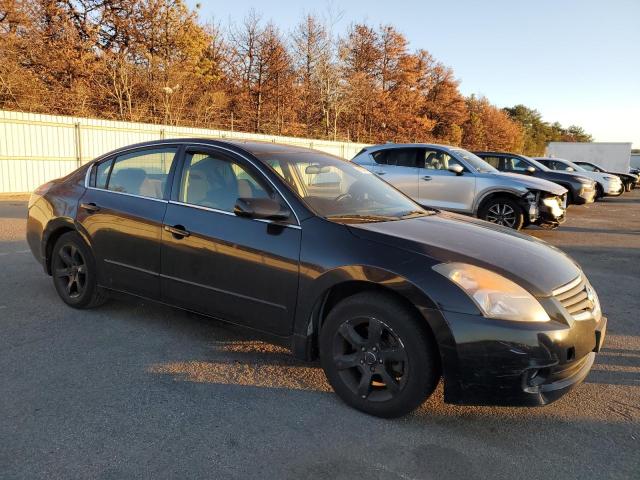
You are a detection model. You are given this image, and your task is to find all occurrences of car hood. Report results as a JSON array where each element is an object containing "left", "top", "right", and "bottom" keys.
[
  {"left": 348, "top": 211, "right": 580, "bottom": 296},
  {"left": 561, "top": 170, "right": 613, "bottom": 183},
  {"left": 536, "top": 170, "right": 594, "bottom": 185},
  {"left": 488, "top": 172, "right": 568, "bottom": 195}
]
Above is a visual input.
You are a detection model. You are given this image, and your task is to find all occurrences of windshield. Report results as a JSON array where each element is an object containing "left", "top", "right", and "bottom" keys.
[
  {"left": 257, "top": 150, "right": 429, "bottom": 223},
  {"left": 521, "top": 156, "right": 551, "bottom": 171},
  {"left": 450, "top": 148, "right": 498, "bottom": 173},
  {"left": 562, "top": 160, "right": 588, "bottom": 172}
]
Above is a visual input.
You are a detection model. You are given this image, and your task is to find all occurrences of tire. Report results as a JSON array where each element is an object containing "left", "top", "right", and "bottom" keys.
[
  {"left": 565, "top": 190, "right": 574, "bottom": 206},
  {"left": 51, "top": 231, "right": 108, "bottom": 309},
  {"left": 478, "top": 196, "right": 525, "bottom": 230},
  {"left": 595, "top": 183, "right": 604, "bottom": 200},
  {"left": 319, "top": 292, "right": 440, "bottom": 418}
]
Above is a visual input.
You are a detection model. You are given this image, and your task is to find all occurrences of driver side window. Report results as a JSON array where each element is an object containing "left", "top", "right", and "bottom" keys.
[
  {"left": 179, "top": 152, "right": 270, "bottom": 212},
  {"left": 421, "top": 149, "right": 463, "bottom": 171}
]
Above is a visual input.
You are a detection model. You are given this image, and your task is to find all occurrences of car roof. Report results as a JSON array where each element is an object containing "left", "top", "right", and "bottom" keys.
[
  {"left": 360, "top": 143, "right": 458, "bottom": 153},
  {"left": 93, "top": 138, "right": 338, "bottom": 162},
  {"left": 474, "top": 151, "right": 521, "bottom": 156}
]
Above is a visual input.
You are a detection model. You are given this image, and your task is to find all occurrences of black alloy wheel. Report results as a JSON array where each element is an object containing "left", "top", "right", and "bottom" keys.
[
  {"left": 51, "top": 232, "right": 107, "bottom": 308},
  {"left": 332, "top": 316, "right": 409, "bottom": 403},
  {"left": 320, "top": 292, "right": 439, "bottom": 418},
  {"left": 54, "top": 243, "right": 87, "bottom": 299}
]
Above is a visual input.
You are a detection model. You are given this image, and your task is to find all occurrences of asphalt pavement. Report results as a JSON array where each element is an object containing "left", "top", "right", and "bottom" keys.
[{"left": 0, "top": 192, "right": 638, "bottom": 479}]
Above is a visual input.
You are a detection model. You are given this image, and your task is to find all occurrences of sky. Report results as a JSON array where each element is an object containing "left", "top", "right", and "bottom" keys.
[{"left": 189, "top": 0, "right": 640, "bottom": 147}]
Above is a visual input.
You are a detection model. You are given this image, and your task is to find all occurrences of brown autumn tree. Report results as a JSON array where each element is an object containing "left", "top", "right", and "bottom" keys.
[
  {"left": 462, "top": 95, "right": 523, "bottom": 151},
  {"left": 0, "top": 2, "right": 589, "bottom": 151}
]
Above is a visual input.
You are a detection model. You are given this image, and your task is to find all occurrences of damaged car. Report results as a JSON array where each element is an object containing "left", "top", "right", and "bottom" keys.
[{"left": 352, "top": 144, "right": 568, "bottom": 230}]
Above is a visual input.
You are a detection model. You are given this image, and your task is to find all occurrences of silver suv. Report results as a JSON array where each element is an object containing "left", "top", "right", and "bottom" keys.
[{"left": 352, "top": 144, "right": 568, "bottom": 230}]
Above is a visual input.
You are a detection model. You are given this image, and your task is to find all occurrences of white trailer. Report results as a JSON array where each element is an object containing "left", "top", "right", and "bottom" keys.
[{"left": 545, "top": 142, "right": 632, "bottom": 173}]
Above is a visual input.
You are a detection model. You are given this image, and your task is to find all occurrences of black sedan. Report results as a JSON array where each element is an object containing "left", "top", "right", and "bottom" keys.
[
  {"left": 474, "top": 151, "right": 597, "bottom": 205},
  {"left": 27, "top": 139, "right": 607, "bottom": 417},
  {"left": 573, "top": 160, "right": 638, "bottom": 192}
]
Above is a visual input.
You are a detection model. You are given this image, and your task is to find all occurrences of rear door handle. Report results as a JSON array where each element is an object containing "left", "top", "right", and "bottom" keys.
[
  {"left": 164, "top": 224, "right": 190, "bottom": 239},
  {"left": 80, "top": 202, "right": 100, "bottom": 213},
  {"left": 421, "top": 176, "right": 432, "bottom": 181},
  {"left": 375, "top": 171, "right": 386, "bottom": 176}
]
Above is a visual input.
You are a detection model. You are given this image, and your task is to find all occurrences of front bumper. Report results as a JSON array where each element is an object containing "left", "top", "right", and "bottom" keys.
[
  {"left": 604, "top": 182, "right": 624, "bottom": 196},
  {"left": 575, "top": 186, "right": 596, "bottom": 204},
  {"left": 439, "top": 309, "right": 607, "bottom": 407},
  {"left": 528, "top": 194, "right": 566, "bottom": 227}
]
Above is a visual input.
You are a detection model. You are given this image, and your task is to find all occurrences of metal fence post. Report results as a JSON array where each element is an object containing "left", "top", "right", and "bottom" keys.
[{"left": 74, "top": 123, "right": 82, "bottom": 166}]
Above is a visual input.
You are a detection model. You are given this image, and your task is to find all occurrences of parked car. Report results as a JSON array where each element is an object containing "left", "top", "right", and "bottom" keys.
[
  {"left": 352, "top": 144, "right": 568, "bottom": 230},
  {"left": 27, "top": 139, "right": 607, "bottom": 418},
  {"left": 572, "top": 160, "right": 638, "bottom": 192},
  {"left": 474, "top": 151, "right": 597, "bottom": 205},
  {"left": 534, "top": 157, "right": 624, "bottom": 198}
]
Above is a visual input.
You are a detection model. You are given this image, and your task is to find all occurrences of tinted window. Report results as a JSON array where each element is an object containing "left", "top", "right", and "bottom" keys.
[
  {"left": 372, "top": 150, "right": 388, "bottom": 165},
  {"left": 421, "top": 149, "right": 464, "bottom": 171},
  {"left": 107, "top": 148, "right": 177, "bottom": 199},
  {"left": 387, "top": 148, "right": 418, "bottom": 167},
  {"left": 481, "top": 156, "right": 502, "bottom": 169},
  {"left": 180, "top": 151, "right": 270, "bottom": 212}
]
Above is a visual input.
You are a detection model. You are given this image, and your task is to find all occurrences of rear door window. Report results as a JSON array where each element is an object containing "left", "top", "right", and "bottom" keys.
[
  {"left": 387, "top": 148, "right": 419, "bottom": 167},
  {"left": 480, "top": 156, "right": 502, "bottom": 169},
  {"left": 106, "top": 148, "right": 178, "bottom": 199}
]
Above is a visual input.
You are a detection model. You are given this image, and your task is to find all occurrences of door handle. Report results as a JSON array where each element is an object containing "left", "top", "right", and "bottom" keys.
[
  {"left": 375, "top": 171, "right": 386, "bottom": 176},
  {"left": 164, "top": 224, "right": 190, "bottom": 238},
  {"left": 421, "top": 176, "right": 432, "bottom": 181},
  {"left": 80, "top": 202, "right": 100, "bottom": 213}
]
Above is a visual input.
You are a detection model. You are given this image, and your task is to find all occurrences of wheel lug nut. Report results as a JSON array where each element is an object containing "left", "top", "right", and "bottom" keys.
[
  {"left": 360, "top": 360, "right": 364, "bottom": 364},
  {"left": 361, "top": 347, "right": 365, "bottom": 351},
  {"left": 379, "top": 359, "right": 383, "bottom": 364},
  {"left": 372, "top": 347, "right": 377, "bottom": 352}
]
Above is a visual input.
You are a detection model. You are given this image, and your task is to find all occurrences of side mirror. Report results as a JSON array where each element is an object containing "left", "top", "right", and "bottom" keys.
[
  {"left": 448, "top": 164, "right": 464, "bottom": 175},
  {"left": 526, "top": 166, "right": 536, "bottom": 174},
  {"left": 234, "top": 197, "right": 291, "bottom": 221}
]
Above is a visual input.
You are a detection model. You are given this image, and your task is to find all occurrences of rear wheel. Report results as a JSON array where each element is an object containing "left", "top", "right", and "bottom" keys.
[
  {"left": 479, "top": 196, "right": 525, "bottom": 230},
  {"left": 319, "top": 292, "right": 440, "bottom": 418},
  {"left": 51, "top": 232, "right": 107, "bottom": 309}
]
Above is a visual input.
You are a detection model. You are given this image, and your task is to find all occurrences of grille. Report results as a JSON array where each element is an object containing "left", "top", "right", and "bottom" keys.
[{"left": 553, "top": 276, "right": 592, "bottom": 317}]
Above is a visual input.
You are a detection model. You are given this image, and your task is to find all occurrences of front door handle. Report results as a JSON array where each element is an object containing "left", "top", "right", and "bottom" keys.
[
  {"left": 80, "top": 202, "right": 100, "bottom": 213},
  {"left": 375, "top": 171, "right": 386, "bottom": 176},
  {"left": 421, "top": 175, "right": 432, "bottom": 181},
  {"left": 164, "top": 224, "right": 190, "bottom": 239}
]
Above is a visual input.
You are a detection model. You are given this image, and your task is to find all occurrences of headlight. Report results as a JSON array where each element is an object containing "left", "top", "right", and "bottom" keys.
[
  {"left": 433, "top": 263, "right": 550, "bottom": 322},
  {"left": 542, "top": 197, "right": 564, "bottom": 217}
]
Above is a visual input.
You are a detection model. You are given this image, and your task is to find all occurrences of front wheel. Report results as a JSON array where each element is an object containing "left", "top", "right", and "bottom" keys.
[
  {"left": 51, "top": 231, "right": 107, "bottom": 309},
  {"left": 319, "top": 292, "right": 440, "bottom": 418},
  {"left": 478, "top": 197, "right": 525, "bottom": 230}
]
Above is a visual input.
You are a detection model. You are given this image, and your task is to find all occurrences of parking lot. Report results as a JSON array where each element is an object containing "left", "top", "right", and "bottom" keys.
[{"left": 1, "top": 192, "right": 638, "bottom": 479}]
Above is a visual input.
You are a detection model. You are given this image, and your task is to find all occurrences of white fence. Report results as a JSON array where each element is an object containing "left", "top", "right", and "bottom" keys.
[{"left": 0, "top": 110, "right": 370, "bottom": 193}]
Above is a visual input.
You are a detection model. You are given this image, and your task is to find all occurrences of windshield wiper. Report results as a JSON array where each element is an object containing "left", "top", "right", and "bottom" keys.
[{"left": 326, "top": 214, "right": 397, "bottom": 222}]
